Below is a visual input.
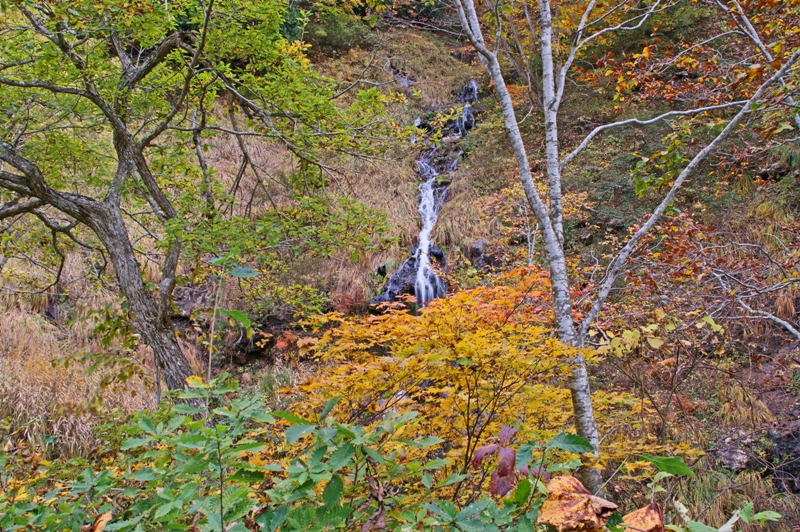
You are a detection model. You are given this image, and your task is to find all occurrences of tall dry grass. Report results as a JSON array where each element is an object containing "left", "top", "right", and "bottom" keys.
[{"left": 0, "top": 308, "right": 152, "bottom": 458}]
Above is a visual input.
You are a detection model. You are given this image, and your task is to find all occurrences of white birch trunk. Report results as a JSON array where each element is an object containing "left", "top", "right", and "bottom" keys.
[{"left": 453, "top": 0, "right": 604, "bottom": 494}]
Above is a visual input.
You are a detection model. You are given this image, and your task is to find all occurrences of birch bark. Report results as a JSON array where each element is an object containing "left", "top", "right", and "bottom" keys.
[{"left": 451, "top": 0, "right": 800, "bottom": 495}]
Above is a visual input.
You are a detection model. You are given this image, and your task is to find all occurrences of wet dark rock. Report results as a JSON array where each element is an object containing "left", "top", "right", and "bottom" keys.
[
  {"left": 369, "top": 245, "right": 446, "bottom": 306},
  {"left": 468, "top": 239, "right": 503, "bottom": 271},
  {"left": 718, "top": 448, "right": 750, "bottom": 471},
  {"left": 455, "top": 79, "right": 479, "bottom": 103},
  {"left": 757, "top": 162, "right": 791, "bottom": 181},
  {"left": 774, "top": 425, "right": 800, "bottom": 493}
]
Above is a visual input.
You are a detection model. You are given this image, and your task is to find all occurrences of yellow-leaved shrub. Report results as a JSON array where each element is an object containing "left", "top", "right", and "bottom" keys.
[{"left": 296, "top": 267, "right": 663, "bottom": 500}]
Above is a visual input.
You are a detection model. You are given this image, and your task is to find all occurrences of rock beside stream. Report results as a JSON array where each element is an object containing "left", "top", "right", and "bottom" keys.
[{"left": 369, "top": 244, "right": 446, "bottom": 306}]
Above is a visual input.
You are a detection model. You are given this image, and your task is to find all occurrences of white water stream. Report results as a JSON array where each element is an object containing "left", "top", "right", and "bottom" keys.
[
  {"left": 413, "top": 85, "right": 478, "bottom": 305},
  {"left": 414, "top": 165, "right": 444, "bottom": 305}
]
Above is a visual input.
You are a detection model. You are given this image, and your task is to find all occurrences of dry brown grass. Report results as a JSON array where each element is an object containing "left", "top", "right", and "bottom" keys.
[
  {"left": 0, "top": 308, "right": 152, "bottom": 458},
  {"left": 677, "top": 467, "right": 800, "bottom": 531}
]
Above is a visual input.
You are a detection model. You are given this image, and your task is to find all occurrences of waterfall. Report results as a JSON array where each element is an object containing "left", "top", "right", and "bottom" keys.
[
  {"left": 414, "top": 168, "right": 445, "bottom": 305},
  {"left": 370, "top": 80, "right": 479, "bottom": 308},
  {"left": 413, "top": 85, "right": 478, "bottom": 306}
]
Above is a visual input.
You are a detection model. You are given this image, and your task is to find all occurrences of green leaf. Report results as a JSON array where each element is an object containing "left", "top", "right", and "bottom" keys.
[
  {"left": 285, "top": 424, "right": 315, "bottom": 445},
  {"left": 327, "top": 443, "right": 354, "bottom": 472},
  {"left": 322, "top": 475, "right": 344, "bottom": 508},
  {"left": 517, "top": 443, "right": 534, "bottom": 468},
  {"left": 546, "top": 433, "right": 594, "bottom": 454},
  {"left": 752, "top": 510, "right": 781, "bottom": 523},
  {"left": 251, "top": 412, "right": 275, "bottom": 423},
  {"left": 416, "top": 436, "right": 445, "bottom": 447},
  {"left": 121, "top": 437, "right": 150, "bottom": 450},
  {"left": 511, "top": 478, "right": 532, "bottom": 505},
  {"left": 132, "top": 468, "right": 158, "bottom": 481},
  {"left": 423, "top": 458, "right": 448, "bottom": 470},
  {"left": 607, "top": 512, "right": 623, "bottom": 528},
  {"left": 641, "top": 454, "right": 694, "bottom": 476},
  {"left": 441, "top": 473, "right": 468, "bottom": 486},
  {"left": 362, "top": 445, "right": 385, "bottom": 465},
  {"left": 273, "top": 411, "right": 313, "bottom": 425},
  {"left": 229, "top": 266, "right": 260, "bottom": 278},
  {"left": 173, "top": 404, "right": 204, "bottom": 415},
  {"left": 738, "top": 502, "right": 754, "bottom": 524},
  {"left": 220, "top": 309, "right": 251, "bottom": 328},
  {"left": 687, "top": 521, "right": 717, "bottom": 532},
  {"left": 228, "top": 469, "right": 266, "bottom": 483},
  {"left": 137, "top": 417, "right": 157, "bottom": 435},
  {"left": 319, "top": 396, "right": 341, "bottom": 423},
  {"left": 421, "top": 473, "right": 433, "bottom": 488}
]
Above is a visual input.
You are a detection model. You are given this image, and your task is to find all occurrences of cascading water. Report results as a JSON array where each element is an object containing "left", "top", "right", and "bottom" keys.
[
  {"left": 370, "top": 80, "right": 479, "bottom": 307},
  {"left": 414, "top": 166, "right": 446, "bottom": 305}
]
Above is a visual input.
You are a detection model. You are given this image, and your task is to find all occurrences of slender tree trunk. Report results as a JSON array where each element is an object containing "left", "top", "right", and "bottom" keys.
[
  {"left": 88, "top": 201, "right": 194, "bottom": 391},
  {"left": 539, "top": 0, "right": 565, "bottom": 247},
  {"left": 453, "top": 0, "right": 604, "bottom": 494}
]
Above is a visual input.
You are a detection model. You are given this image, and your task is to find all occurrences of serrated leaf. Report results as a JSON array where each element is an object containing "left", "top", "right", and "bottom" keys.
[
  {"left": 322, "top": 475, "right": 343, "bottom": 508},
  {"left": 511, "top": 478, "right": 532, "bottom": 504},
  {"left": 421, "top": 473, "right": 433, "bottom": 488},
  {"left": 121, "top": 437, "right": 150, "bottom": 450},
  {"left": 327, "top": 443, "right": 354, "bottom": 472},
  {"left": 417, "top": 436, "right": 444, "bottom": 447},
  {"left": 285, "top": 424, "right": 315, "bottom": 444},
  {"left": 319, "top": 396, "right": 341, "bottom": 423}
]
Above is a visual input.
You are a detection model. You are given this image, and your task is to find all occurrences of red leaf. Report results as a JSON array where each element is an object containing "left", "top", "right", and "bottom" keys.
[
  {"left": 496, "top": 446, "right": 516, "bottom": 477},
  {"left": 498, "top": 425, "right": 518, "bottom": 445},
  {"left": 490, "top": 470, "right": 516, "bottom": 496},
  {"left": 472, "top": 444, "right": 498, "bottom": 469}
]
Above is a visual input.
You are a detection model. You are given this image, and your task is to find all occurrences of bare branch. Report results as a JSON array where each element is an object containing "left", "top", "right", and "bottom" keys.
[
  {"left": 0, "top": 197, "right": 44, "bottom": 219},
  {"left": 577, "top": 48, "right": 800, "bottom": 340},
  {"left": 560, "top": 101, "right": 748, "bottom": 170}
]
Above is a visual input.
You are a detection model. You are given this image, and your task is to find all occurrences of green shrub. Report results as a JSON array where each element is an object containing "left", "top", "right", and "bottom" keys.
[{"left": 305, "top": 6, "right": 371, "bottom": 56}]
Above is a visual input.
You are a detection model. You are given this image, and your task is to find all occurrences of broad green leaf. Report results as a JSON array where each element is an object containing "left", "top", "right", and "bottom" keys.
[
  {"left": 546, "top": 433, "right": 594, "bottom": 454},
  {"left": 641, "top": 454, "right": 694, "bottom": 476},
  {"left": 220, "top": 309, "right": 251, "bottom": 328},
  {"left": 120, "top": 437, "right": 150, "bottom": 450},
  {"left": 285, "top": 424, "right": 315, "bottom": 445},
  {"left": 511, "top": 478, "right": 532, "bottom": 505},
  {"left": 319, "top": 396, "right": 341, "bottom": 423},
  {"left": 517, "top": 443, "right": 534, "bottom": 468},
  {"left": 752, "top": 510, "right": 781, "bottom": 523},
  {"left": 272, "top": 411, "right": 313, "bottom": 425},
  {"left": 229, "top": 266, "right": 260, "bottom": 278},
  {"left": 327, "top": 443, "right": 354, "bottom": 472},
  {"left": 687, "top": 521, "right": 717, "bottom": 532},
  {"left": 322, "top": 475, "right": 343, "bottom": 508}
]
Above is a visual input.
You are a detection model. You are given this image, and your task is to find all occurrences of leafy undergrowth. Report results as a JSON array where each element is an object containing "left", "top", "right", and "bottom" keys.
[
  {"left": 0, "top": 376, "right": 781, "bottom": 532},
  {"left": 295, "top": 266, "right": 694, "bottom": 494}
]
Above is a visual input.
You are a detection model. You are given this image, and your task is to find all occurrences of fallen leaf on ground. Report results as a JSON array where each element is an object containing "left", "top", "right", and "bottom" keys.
[{"left": 537, "top": 476, "right": 618, "bottom": 531}]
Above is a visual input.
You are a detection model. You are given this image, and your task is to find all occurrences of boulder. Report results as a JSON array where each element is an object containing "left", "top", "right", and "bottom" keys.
[
  {"left": 369, "top": 244, "right": 447, "bottom": 306},
  {"left": 468, "top": 239, "right": 503, "bottom": 271}
]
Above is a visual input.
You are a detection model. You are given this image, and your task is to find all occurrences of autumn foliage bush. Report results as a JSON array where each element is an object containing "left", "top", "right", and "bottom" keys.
[{"left": 297, "top": 267, "right": 666, "bottom": 500}]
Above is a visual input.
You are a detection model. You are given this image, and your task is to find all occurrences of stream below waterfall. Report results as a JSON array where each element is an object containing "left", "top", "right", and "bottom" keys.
[{"left": 370, "top": 80, "right": 479, "bottom": 307}]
